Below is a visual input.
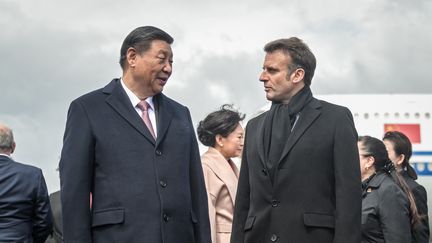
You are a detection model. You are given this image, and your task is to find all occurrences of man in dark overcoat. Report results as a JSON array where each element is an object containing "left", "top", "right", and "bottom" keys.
[
  {"left": 59, "top": 26, "right": 211, "bottom": 243},
  {"left": 231, "top": 37, "right": 362, "bottom": 243}
]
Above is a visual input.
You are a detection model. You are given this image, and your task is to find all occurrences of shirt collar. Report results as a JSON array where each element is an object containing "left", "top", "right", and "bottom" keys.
[
  {"left": 120, "top": 78, "right": 154, "bottom": 110},
  {"left": 0, "top": 153, "right": 11, "bottom": 158}
]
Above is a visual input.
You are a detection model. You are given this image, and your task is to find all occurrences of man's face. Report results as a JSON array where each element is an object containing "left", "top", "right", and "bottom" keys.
[
  {"left": 259, "top": 51, "right": 296, "bottom": 104},
  {"left": 131, "top": 40, "right": 173, "bottom": 96}
]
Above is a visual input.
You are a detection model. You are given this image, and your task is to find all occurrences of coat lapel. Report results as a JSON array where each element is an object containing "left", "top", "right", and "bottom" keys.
[
  {"left": 277, "top": 98, "right": 322, "bottom": 166},
  {"left": 104, "top": 79, "right": 155, "bottom": 145},
  {"left": 153, "top": 94, "right": 173, "bottom": 146},
  {"left": 202, "top": 148, "right": 239, "bottom": 205},
  {"left": 255, "top": 112, "right": 269, "bottom": 169}
]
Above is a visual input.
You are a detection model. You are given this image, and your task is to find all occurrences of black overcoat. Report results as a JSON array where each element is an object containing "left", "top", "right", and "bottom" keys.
[
  {"left": 231, "top": 98, "right": 362, "bottom": 243},
  {"left": 59, "top": 79, "right": 211, "bottom": 243}
]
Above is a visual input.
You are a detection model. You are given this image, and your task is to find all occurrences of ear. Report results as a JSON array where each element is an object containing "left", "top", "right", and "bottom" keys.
[
  {"left": 291, "top": 68, "right": 305, "bottom": 84},
  {"left": 366, "top": 156, "right": 375, "bottom": 169},
  {"left": 10, "top": 142, "right": 16, "bottom": 154},
  {"left": 215, "top": 134, "right": 224, "bottom": 147},
  {"left": 126, "top": 47, "right": 137, "bottom": 68},
  {"left": 395, "top": 154, "right": 405, "bottom": 166}
]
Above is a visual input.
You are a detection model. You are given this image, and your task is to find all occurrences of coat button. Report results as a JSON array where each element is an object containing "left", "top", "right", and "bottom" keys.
[
  {"left": 155, "top": 150, "right": 162, "bottom": 156},
  {"left": 270, "top": 234, "right": 278, "bottom": 242},
  {"left": 163, "top": 213, "right": 170, "bottom": 222},
  {"left": 160, "top": 180, "right": 167, "bottom": 188},
  {"left": 262, "top": 169, "right": 268, "bottom": 176},
  {"left": 271, "top": 199, "right": 279, "bottom": 207}
]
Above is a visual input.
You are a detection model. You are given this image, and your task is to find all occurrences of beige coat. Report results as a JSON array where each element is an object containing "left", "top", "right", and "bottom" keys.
[{"left": 201, "top": 147, "right": 239, "bottom": 243}]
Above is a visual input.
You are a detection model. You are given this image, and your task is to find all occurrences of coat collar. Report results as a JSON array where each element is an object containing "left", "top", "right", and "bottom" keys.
[
  {"left": 201, "top": 147, "right": 239, "bottom": 204},
  {"left": 366, "top": 172, "right": 387, "bottom": 189},
  {"left": 362, "top": 172, "right": 387, "bottom": 197},
  {"left": 103, "top": 78, "right": 173, "bottom": 145},
  {"left": 276, "top": 98, "right": 321, "bottom": 166},
  {"left": 0, "top": 154, "right": 12, "bottom": 163},
  {"left": 153, "top": 93, "right": 173, "bottom": 147},
  {"left": 255, "top": 98, "right": 322, "bottom": 169}
]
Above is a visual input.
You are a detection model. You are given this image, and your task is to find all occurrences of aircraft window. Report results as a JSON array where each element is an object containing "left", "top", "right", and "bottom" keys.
[
  {"left": 426, "top": 113, "right": 431, "bottom": 119},
  {"left": 354, "top": 113, "right": 359, "bottom": 118},
  {"left": 395, "top": 112, "right": 400, "bottom": 118},
  {"left": 404, "top": 112, "right": 410, "bottom": 118},
  {"left": 384, "top": 112, "right": 389, "bottom": 118},
  {"left": 414, "top": 113, "right": 420, "bottom": 119},
  {"left": 364, "top": 113, "right": 369, "bottom": 119},
  {"left": 417, "top": 163, "right": 425, "bottom": 172},
  {"left": 374, "top": 113, "right": 379, "bottom": 118}
]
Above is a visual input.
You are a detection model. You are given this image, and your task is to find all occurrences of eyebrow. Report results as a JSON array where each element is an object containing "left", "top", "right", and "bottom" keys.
[{"left": 157, "top": 50, "right": 173, "bottom": 58}]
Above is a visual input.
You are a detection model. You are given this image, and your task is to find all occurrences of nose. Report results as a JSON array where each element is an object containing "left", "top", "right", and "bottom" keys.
[
  {"left": 162, "top": 61, "right": 172, "bottom": 75},
  {"left": 259, "top": 71, "right": 267, "bottom": 82}
]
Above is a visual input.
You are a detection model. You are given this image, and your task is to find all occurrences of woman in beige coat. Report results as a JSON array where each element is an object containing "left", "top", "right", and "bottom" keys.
[{"left": 197, "top": 105, "right": 245, "bottom": 243}]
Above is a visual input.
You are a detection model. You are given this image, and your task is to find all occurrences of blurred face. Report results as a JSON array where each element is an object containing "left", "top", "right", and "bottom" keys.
[
  {"left": 383, "top": 139, "right": 403, "bottom": 169},
  {"left": 358, "top": 142, "right": 375, "bottom": 181},
  {"left": 218, "top": 124, "right": 244, "bottom": 159},
  {"left": 259, "top": 51, "right": 303, "bottom": 104},
  {"left": 129, "top": 40, "right": 173, "bottom": 96}
]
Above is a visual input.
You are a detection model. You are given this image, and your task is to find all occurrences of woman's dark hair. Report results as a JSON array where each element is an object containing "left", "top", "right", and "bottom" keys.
[
  {"left": 358, "top": 135, "right": 421, "bottom": 226},
  {"left": 197, "top": 104, "right": 245, "bottom": 147},
  {"left": 383, "top": 131, "right": 417, "bottom": 179}
]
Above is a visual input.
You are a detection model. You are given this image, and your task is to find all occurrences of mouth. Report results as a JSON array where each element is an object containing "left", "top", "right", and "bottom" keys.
[{"left": 157, "top": 77, "right": 169, "bottom": 85}]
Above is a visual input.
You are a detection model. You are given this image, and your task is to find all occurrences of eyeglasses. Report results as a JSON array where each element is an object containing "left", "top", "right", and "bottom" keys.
[{"left": 360, "top": 154, "right": 372, "bottom": 158}]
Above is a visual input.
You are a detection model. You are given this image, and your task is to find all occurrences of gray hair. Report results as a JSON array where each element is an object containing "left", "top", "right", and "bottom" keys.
[{"left": 0, "top": 123, "right": 14, "bottom": 152}]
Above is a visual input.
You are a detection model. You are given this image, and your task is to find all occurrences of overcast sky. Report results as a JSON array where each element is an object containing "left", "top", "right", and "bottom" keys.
[{"left": 1, "top": 0, "right": 431, "bottom": 192}]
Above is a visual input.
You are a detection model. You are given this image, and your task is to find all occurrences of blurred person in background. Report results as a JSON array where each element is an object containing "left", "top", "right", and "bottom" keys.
[
  {"left": 383, "top": 131, "right": 429, "bottom": 243},
  {"left": 0, "top": 123, "right": 52, "bottom": 243},
  {"left": 359, "top": 135, "right": 421, "bottom": 243},
  {"left": 197, "top": 104, "right": 245, "bottom": 243}
]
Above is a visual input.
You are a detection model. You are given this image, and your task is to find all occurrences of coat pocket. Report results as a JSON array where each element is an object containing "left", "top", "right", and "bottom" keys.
[
  {"left": 303, "top": 212, "right": 335, "bottom": 228},
  {"left": 244, "top": 216, "right": 256, "bottom": 231},
  {"left": 92, "top": 208, "right": 125, "bottom": 227}
]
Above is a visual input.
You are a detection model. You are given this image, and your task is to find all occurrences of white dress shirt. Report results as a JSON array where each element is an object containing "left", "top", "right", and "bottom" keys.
[{"left": 120, "top": 78, "right": 157, "bottom": 137}]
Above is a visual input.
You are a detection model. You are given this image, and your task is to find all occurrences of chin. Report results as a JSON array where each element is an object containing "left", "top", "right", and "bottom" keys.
[
  {"left": 265, "top": 94, "right": 275, "bottom": 101},
  {"left": 153, "top": 87, "right": 164, "bottom": 94}
]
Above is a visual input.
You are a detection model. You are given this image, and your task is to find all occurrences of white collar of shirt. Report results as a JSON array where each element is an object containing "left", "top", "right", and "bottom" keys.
[
  {"left": 0, "top": 153, "right": 11, "bottom": 158},
  {"left": 120, "top": 78, "right": 157, "bottom": 136},
  {"left": 120, "top": 78, "right": 155, "bottom": 111}
]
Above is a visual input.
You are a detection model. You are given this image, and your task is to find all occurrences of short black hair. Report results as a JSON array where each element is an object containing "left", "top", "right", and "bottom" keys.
[
  {"left": 119, "top": 26, "right": 174, "bottom": 69},
  {"left": 197, "top": 104, "right": 245, "bottom": 147}
]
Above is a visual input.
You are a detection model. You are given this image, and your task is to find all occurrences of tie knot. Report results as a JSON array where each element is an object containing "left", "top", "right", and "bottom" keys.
[{"left": 137, "top": 100, "right": 150, "bottom": 111}]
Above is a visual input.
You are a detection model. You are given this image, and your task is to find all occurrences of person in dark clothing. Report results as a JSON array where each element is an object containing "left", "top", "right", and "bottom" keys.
[
  {"left": 0, "top": 123, "right": 53, "bottom": 243},
  {"left": 383, "top": 131, "right": 430, "bottom": 243},
  {"left": 59, "top": 26, "right": 210, "bottom": 243},
  {"left": 231, "top": 37, "right": 361, "bottom": 243},
  {"left": 359, "top": 135, "right": 421, "bottom": 243},
  {"left": 45, "top": 190, "right": 62, "bottom": 243}
]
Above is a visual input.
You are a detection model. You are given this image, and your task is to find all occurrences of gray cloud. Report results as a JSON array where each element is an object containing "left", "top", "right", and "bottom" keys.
[{"left": 1, "top": 0, "right": 431, "bottom": 191}]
